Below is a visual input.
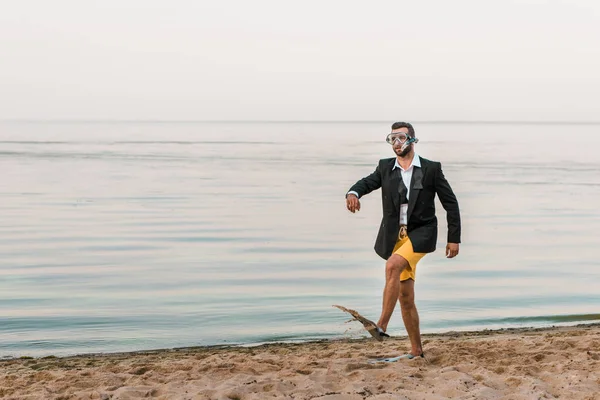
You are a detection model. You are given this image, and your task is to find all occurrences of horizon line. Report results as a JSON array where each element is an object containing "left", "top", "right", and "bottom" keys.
[{"left": 2, "top": 119, "right": 600, "bottom": 125}]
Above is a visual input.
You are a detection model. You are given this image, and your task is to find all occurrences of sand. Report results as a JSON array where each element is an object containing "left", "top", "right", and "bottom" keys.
[{"left": 1, "top": 324, "right": 599, "bottom": 400}]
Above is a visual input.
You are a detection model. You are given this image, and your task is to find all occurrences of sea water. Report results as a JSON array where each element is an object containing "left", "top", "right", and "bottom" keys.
[{"left": 1, "top": 121, "right": 599, "bottom": 357}]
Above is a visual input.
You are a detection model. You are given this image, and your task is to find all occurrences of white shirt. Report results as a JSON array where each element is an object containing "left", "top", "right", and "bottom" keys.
[
  {"left": 393, "top": 154, "right": 421, "bottom": 225},
  {"left": 347, "top": 154, "right": 421, "bottom": 226}
]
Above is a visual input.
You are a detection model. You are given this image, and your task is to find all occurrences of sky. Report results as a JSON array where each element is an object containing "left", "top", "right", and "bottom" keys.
[{"left": 1, "top": 0, "right": 599, "bottom": 121}]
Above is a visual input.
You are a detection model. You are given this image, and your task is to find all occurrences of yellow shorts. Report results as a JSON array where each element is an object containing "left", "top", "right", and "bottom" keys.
[{"left": 392, "top": 233, "right": 427, "bottom": 281}]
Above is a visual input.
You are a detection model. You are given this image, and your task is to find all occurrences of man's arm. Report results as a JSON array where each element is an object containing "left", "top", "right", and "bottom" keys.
[
  {"left": 345, "top": 163, "right": 382, "bottom": 213},
  {"left": 347, "top": 163, "right": 382, "bottom": 198},
  {"left": 434, "top": 162, "right": 461, "bottom": 256}
]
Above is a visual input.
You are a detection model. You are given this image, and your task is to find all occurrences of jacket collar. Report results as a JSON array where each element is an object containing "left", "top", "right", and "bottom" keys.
[{"left": 392, "top": 154, "right": 421, "bottom": 171}]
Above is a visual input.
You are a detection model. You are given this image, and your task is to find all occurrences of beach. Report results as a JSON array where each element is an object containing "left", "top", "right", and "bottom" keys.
[
  {"left": 1, "top": 123, "right": 600, "bottom": 399},
  {"left": 1, "top": 324, "right": 599, "bottom": 400}
]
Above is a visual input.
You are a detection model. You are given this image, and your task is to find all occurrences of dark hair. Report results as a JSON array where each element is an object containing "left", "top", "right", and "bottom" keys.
[{"left": 391, "top": 122, "right": 415, "bottom": 137}]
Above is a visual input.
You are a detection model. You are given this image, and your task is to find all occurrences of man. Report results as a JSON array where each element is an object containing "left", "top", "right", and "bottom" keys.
[{"left": 345, "top": 121, "right": 461, "bottom": 359}]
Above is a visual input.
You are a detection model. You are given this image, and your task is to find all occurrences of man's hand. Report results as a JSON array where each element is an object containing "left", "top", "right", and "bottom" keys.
[
  {"left": 346, "top": 194, "right": 361, "bottom": 213},
  {"left": 446, "top": 243, "right": 459, "bottom": 258}
]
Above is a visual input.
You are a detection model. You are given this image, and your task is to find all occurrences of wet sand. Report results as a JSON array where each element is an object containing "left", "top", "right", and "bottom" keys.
[{"left": 1, "top": 324, "right": 599, "bottom": 399}]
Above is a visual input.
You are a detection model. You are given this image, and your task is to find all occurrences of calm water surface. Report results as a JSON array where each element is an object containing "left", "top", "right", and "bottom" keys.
[{"left": 1, "top": 121, "right": 599, "bottom": 357}]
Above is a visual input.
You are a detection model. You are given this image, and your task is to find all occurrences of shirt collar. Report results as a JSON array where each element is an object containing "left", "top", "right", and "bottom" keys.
[{"left": 393, "top": 154, "right": 421, "bottom": 171}]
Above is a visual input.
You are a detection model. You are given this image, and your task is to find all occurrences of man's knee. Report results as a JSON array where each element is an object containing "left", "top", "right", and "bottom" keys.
[
  {"left": 399, "top": 280, "right": 415, "bottom": 307},
  {"left": 385, "top": 255, "right": 408, "bottom": 277}
]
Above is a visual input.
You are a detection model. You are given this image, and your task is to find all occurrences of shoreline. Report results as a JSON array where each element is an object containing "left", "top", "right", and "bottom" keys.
[
  {"left": 1, "top": 323, "right": 599, "bottom": 399},
  {"left": 3, "top": 322, "right": 600, "bottom": 362}
]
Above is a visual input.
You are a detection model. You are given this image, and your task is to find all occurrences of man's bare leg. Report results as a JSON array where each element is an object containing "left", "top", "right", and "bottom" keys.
[
  {"left": 399, "top": 278, "right": 423, "bottom": 356},
  {"left": 377, "top": 254, "right": 409, "bottom": 332}
]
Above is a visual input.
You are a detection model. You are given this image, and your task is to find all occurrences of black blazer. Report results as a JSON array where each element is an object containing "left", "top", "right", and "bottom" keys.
[{"left": 348, "top": 156, "right": 461, "bottom": 259}]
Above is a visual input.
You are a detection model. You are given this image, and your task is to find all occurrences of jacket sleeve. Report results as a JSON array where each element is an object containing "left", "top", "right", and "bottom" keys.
[
  {"left": 346, "top": 162, "right": 382, "bottom": 198},
  {"left": 434, "top": 162, "right": 461, "bottom": 243}
]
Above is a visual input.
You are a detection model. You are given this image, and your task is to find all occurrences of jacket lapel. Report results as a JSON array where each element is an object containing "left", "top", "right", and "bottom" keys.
[
  {"left": 390, "top": 162, "right": 400, "bottom": 211},
  {"left": 406, "top": 163, "right": 424, "bottom": 222}
]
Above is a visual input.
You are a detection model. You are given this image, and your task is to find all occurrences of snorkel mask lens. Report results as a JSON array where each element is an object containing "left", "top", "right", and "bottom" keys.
[
  {"left": 386, "top": 133, "right": 409, "bottom": 145},
  {"left": 386, "top": 133, "right": 419, "bottom": 151}
]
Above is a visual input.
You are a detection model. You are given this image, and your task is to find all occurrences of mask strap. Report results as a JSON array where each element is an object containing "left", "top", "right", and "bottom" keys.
[{"left": 400, "top": 137, "right": 419, "bottom": 151}]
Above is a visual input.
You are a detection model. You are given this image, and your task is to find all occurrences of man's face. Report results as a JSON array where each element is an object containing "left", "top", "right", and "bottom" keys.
[{"left": 390, "top": 127, "right": 412, "bottom": 157}]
